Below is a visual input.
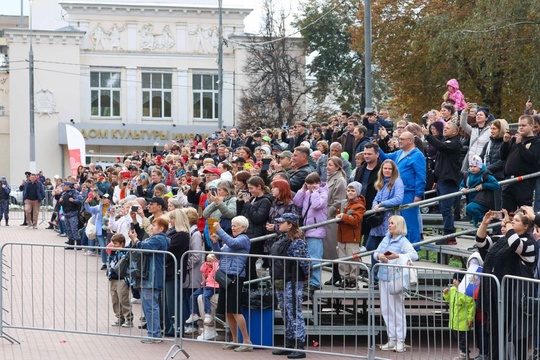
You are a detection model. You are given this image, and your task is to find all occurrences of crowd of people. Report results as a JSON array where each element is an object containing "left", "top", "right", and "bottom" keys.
[{"left": 2, "top": 85, "right": 540, "bottom": 358}]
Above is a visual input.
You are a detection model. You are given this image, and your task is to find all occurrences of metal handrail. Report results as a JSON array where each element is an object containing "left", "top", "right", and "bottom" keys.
[{"left": 249, "top": 170, "right": 540, "bottom": 244}]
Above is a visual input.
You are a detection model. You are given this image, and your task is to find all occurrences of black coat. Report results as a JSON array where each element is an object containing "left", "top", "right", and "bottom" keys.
[
  {"left": 165, "top": 229, "right": 191, "bottom": 281},
  {"left": 480, "top": 136, "right": 505, "bottom": 180},
  {"left": 425, "top": 134, "right": 462, "bottom": 186},
  {"left": 354, "top": 161, "right": 381, "bottom": 211}
]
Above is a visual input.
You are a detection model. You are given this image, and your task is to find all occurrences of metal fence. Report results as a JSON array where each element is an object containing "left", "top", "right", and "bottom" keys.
[
  {"left": 1, "top": 243, "right": 539, "bottom": 359},
  {"left": 6, "top": 189, "right": 55, "bottom": 224}
]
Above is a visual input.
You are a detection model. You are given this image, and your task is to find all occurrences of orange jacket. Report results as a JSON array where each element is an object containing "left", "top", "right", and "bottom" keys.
[{"left": 337, "top": 196, "right": 366, "bottom": 243}]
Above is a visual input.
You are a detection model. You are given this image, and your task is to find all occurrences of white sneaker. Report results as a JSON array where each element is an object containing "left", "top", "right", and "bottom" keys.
[
  {"left": 197, "top": 327, "right": 217, "bottom": 340},
  {"left": 121, "top": 320, "right": 134, "bottom": 328},
  {"left": 185, "top": 314, "right": 200, "bottom": 324},
  {"left": 130, "top": 298, "right": 141, "bottom": 304},
  {"left": 452, "top": 351, "right": 468, "bottom": 360},
  {"left": 184, "top": 326, "right": 198, "bottom": 334},
  {"left": 204, "top": 314, "right": 213, "bottom": 325},
  {"left": 395, "top": 341, "right": 405, "bottom": 353},
  {"left": 380, "top": 340, "right": 396, "bottom": 351},
  {"left": 359, "top": 246, "right": 367, "bottom": 252}
]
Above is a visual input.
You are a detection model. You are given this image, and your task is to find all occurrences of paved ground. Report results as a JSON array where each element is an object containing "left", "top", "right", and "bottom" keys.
[{"left": 0, "top": 213, "right": 474, "bottom": 359}]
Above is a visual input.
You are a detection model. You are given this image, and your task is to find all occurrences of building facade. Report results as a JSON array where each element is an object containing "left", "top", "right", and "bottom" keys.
[{"left": 0, "top": 0, "right": 275, "bottom": 181}]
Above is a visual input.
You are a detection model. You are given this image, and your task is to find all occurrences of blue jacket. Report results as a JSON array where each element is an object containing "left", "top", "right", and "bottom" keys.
[
  {"left": 379, "top": 147, "right": 426, "bottom": 199},
  {"left": 133, "top": 232, "right": 169, "bottom": 290},
  {"left": 0, "top": 179, "right": 10, "bottom": 201},
  {"left": 373, "top": 234, "right": 418, "bottom": 282},
  {"left": 293, "top": 183, "right": 328, "bottom": 239},
  {"left": 370, "top": 177, "right": 404, "bottom": 237},
  {"left": 212, "top": 228, "right": 251, "bottom": 278},
  {"left": 23, "top": 180, "right": 45, "bottom": 202},
  {"left": 84, "top": 202, "right": 112, "bottom": 236},
  {"left": 460, "top": 165, "right": 500, "bottom": 203}
]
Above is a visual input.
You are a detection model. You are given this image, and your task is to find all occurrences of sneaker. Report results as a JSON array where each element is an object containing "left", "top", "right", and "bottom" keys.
[
  {"left": 394, "top": 341, "right": 405, "bottom": 353},
  {"left": 234, "top": 342, "right": 253, "bottom": 352},
  {"left": 100, "top": 264, "right": 107, "bottom": 270},
  {"left": 222, "top": 343, "right": 239, "bottom": 350},
  {"left": 446, "top": 239, "right": 458, "bottom": 245},
  {"left": 121, "top": 320, "right": 134, "bottom": 328},
  {"left": 452, "top": 351, "right": 468, "bottom": 360},
  {"left": 184, "top": 326, "right": 198, "bottom": 334},
  {"left": 58, "top": 233, "right": 67, "bottom": 237},
  {"left": 130, "top": 298, "right": 141, "bottom": 304},
  {"left": 359, "top": 246, "right": 367, "bottom": 252},
  {"left": 140, "top": 338, "right": 162, "bottom": 344},
  {"left": 33, "top": 225, "right": 38, "bottom": 229},
  {"left": 185, "top": 314, "right": 200, "bottom": 324},
  {"left": 27, "top": 224, "right": 32, "bottom": 229},
  {"left": 111, "top": 319, "right": 124, "bottom": 326},
  {"left": 380, "top": 340, "right": 396, "bottom": 351},
  {"left": 345, "top": 279, "right": 357, "bottom": 289},
  {"left": 203, "top": 314, "right": 213, "bottom": 325},
  {"left": 197, "top": 327, "right": 217, "bottom": 340}
]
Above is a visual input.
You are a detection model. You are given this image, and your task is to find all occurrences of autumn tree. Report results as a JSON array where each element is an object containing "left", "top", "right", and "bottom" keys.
[
  {"left": 237, "top": 0, "right": 307, "bottom": 130},
  {"left": 351, "top": 0, "right": 540, "bottom": 120}
]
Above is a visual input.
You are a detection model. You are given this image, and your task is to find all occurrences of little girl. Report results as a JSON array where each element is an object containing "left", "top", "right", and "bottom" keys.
[
  {"left": 186, "top": 253, "right": 220, "bottom": 325},
  {"left": 443, "top": 79, "right": 466, "bottom": 112}
]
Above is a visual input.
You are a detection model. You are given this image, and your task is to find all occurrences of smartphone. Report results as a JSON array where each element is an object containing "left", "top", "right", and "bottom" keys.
[
  {"left": 130, "top": 223, "right": 136, "bottom": 231},
  {"left": 491, "top": 211, "right": 504, "bottom": 220},
  {"left": 471, "top": 103, "right": 478, "bottom": 111},
  {"left": 131, "top": 205, "right": 139, "bottom": 212},
  {"left": 261, "top": 158, "right": 272, "bottom": 171},
  {"left": 192, "top": 168, "right": 198, "bottom": 177},
  {"left": 88, "top": 192, "right": 93, "bottom": 200},
  {"left": 196, "top": 149, "right": 203, "bottom": 153},
  {"left": 384, "top": 251, "right": 392, "bottom": 256},
  {"left": 211, "top": 188, "right": 217, "bottom": 196}
]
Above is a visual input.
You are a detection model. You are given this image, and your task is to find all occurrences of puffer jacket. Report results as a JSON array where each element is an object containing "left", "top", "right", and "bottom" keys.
[
  {"left": 337, "top": 196, "right": 366, "bottom": 243},
  {"left": 293, "top": 183, "right": 328, "bottom": 239},
  {"left": 480, "top": 136, "right": 505, "bottom": 180}
]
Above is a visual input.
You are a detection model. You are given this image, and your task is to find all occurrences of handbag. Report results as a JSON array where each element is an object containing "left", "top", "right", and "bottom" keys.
[
  {"left": 214, "top": 269, "right": 233, "bottom": 288},
  {"left": 365, "top": 212, "right": 384, "bottom": 228},
  {"left": 85, "top": 215, "right": 97, "bottom": 240},
  {"left": 388, "top": 254, "right": 417, "bottom": 295}
]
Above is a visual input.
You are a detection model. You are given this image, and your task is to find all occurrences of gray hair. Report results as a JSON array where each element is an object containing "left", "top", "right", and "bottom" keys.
[{"left": 232, "top": 215, "right": 249, "bottom": 231}]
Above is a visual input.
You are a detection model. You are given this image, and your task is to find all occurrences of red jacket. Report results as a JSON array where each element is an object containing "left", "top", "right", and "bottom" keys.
[{"left": 337, "top": 196, "right": 366, "bottom": 243}]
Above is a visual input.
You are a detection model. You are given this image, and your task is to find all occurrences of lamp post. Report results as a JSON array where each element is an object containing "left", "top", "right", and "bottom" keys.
[
  {"left": 364, "top": 0, "right": 373, "bottom": 113},
  {"left": 217, "top": 0, "right": 223, "bottom": 130},
  {"left": 29, "top": 0, "right": 36, "bottom": 173}
]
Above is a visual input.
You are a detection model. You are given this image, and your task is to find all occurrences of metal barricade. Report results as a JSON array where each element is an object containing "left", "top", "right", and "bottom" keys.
[
  {"left": 500, "top": 275, "right": 540, "bottom": 360},
  {"left": 0, "top": 243, "right": 186, "bottom": 359},
  {"left": 370, "top": 262, "right": 501, "bottom": 360},
  {"left": 5, "top": 189, "right": 54, "bottom": 224}
]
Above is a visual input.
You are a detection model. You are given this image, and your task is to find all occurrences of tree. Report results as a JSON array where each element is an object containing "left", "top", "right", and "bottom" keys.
[
  {"left": 237, "top": 0, "right": 307, "bottom": 130},
  {"left": 294, "top": 0, "right": 367, "bottom": 113},
  {"left": 350, "top": 0, "right": 540, "bottom": 119}
]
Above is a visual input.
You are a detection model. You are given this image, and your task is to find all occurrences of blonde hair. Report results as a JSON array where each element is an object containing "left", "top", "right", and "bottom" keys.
[
  {"left": 374, "top": 160, "right": 400, "bottom": 191},
  {"left": 182, "top": 207, "right": 199, "bottom": 226},
  {"left": 169, "top": 209, "right": 191, "bottom": 233},
  {"left": 389, "top": 215, "right": 407, "bottom": 236}
]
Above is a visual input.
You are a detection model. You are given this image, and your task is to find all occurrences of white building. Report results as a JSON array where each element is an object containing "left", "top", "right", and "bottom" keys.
[{"left": 0, "top": 0, "right": 278, "bottom": 181}]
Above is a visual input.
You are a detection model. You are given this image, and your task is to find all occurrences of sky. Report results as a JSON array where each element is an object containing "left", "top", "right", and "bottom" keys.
[{"left": 0, "top": 0, "right": 297, "bottom": 33}]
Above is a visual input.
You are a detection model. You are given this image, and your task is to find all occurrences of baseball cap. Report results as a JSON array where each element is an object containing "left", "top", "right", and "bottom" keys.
[
  {"left": 275, "top": 213, "right": 299, "bottom": 225},
  {"left": 148, "top": 196, "right": 166, "bottom": 209},
  {"left": 61, "top": 181, "right": 73, "bottom": 187},
  {"left": 272, "top": 144, "right": 283, "bottom": 151},
  {"left": 203, "top": 167, "right": 221, "bottom": 176},
  {"left": 278, "top": 151, "right": 293, "bottom": 158}
]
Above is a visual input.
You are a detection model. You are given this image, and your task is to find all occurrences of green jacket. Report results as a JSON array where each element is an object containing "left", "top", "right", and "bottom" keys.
[{"left": 443, "top": 287, "right": 476, "bottom": 331}]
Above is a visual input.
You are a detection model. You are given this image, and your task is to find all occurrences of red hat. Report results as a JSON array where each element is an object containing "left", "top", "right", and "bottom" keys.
[
  {"left": 120, "top": 171, "right": 131, "bottom": 179},
  {"left": 156, "top": 155, "right": 164, "bottom": 165},
  {"left": 203, "top": 167, "right": 221, "bottom": 176}
]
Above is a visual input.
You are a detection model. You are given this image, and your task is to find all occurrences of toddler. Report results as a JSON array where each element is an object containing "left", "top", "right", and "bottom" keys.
[{"left": 186, "top": 253, "right": 219, "bottom": 325}]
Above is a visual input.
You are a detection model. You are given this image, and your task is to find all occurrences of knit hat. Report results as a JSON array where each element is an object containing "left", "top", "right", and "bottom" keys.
[
  {"left": 0, "top": 176, "right": 6, "bottom": 182},
  {"left": 469, "top": 155, "right": 483, "bottom": 168},
  {"left": 348, "top": 181, "right": 363, "bottom": 196}
]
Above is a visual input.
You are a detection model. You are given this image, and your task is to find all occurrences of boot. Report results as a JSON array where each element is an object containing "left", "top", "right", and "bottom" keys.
[
  {"left": 272, "top": 338, "right": 294, "bottom": 355},
  {"left": 287, "top": 341, "right": 306, "bottom": 359},
  {"left": 65, "top": 239, "right": 75, "bottom": 250},
  {"left": 5, "top": 219, "right": 8, "bottom": 226}
]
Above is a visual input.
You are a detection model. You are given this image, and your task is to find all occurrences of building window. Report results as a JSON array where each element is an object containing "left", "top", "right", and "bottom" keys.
[
  {"left": 142, "top": 73, "right": 172, "bottom": 118},
  {"left": 193, "top": 74, "right": 218, "bottom": 120},
  {"left": 90, "top": 72, "right": 121, "bottom": 117}
]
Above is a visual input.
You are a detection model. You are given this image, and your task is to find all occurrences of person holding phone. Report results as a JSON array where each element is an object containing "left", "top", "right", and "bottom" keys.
[
  {"left": 203, "top": 180, "right": 237, "bottom": 238},
  {"left": 373, "top": 215, "right": 418, "bottom": 353}
]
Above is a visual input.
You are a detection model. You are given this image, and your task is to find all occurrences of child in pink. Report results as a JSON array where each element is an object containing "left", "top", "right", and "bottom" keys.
[
  {"left": 444, "top": 79, "right": 466, "bottom": 112},
  {"left": 186, "top": 253, "right": 220, "bottom": 325}
]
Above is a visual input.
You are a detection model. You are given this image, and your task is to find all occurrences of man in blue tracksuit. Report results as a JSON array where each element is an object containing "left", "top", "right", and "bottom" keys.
[
  {"left": 379, "top": 131, "right": 426, "bottom": 244},
  {"left": 0, "top": 176, "right": 10, "bottom": 226}
]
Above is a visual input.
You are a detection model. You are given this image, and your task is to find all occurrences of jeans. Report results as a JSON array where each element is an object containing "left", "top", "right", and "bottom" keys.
[
  {"left": 141, "top": 288, "right": 161, "bottom": 338},
  {"left": 59, "top": 218, "right": 66, "bottom": 235},
  {"left": 190, "top": 287, "right": 216, "bottom": 314},
  {"left": 80, "top": 226, "right": 88, "bottom": 247},
  {"left": 163, "top": 279, "right": 180, "bottom": 335},
  {"left": 306, "top": 237, "right": 323, "bottom": 288},
  {"left": 436, "top": 180, "right": 459, "bottom": 234},
  {"left": 183, "top": 288, "right": 197, "bottom": 330},
  {"left": 96, "top": 234, "right": 107, "bottom": 264}
]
